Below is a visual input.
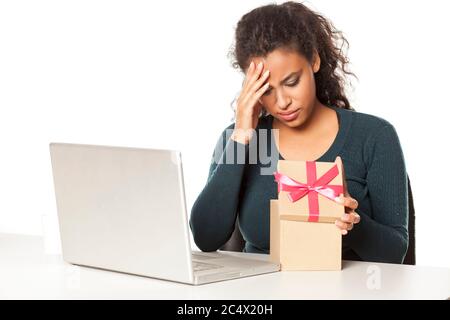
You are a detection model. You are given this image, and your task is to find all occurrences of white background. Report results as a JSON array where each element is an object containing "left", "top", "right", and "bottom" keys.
[{"left": 1, "top": 0, "right": 449, "bottom": 267}]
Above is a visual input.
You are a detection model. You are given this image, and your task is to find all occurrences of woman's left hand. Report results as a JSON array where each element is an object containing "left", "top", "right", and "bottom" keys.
[{"left": 334, "top": 156, "right": 361, "bottom": 235}]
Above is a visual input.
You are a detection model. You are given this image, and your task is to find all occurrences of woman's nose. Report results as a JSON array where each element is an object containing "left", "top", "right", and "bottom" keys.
[{"left": 276, "top": 90, "right": 291, "bottom": 109}]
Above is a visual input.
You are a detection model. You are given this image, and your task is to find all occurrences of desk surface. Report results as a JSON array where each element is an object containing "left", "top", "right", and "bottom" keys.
[{"left": 1, "top": 233, "right": 449, "bottom": 299}]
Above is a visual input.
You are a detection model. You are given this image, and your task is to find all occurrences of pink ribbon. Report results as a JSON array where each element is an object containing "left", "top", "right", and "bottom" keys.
[{"left": 274, "top": 161, "right": 343, "bottom": 222}]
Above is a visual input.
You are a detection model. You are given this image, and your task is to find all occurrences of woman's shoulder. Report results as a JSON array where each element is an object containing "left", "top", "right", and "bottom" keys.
[
  {"left": 338, "top": 107, "right": 398, "bottom": 138},
  {"left": 341, "top": 107, "right": 394, "bottom": 127},
  {"left": 336, "top": 107, "right": 405, "bottom": 160}
]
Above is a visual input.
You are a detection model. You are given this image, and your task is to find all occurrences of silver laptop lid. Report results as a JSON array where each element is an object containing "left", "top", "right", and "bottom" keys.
[{"left": 49, "top": 142, "right": 194, "bottom": 284}]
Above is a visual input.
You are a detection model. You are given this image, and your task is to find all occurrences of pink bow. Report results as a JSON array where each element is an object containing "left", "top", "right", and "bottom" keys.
[{"left": 274, "top": 161, "right": 343, "bottom": 222}]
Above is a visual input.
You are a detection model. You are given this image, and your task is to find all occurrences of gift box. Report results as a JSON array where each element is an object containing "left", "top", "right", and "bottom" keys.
[{"left": 270, "top": 159, "right": 344, "bottom": 271}]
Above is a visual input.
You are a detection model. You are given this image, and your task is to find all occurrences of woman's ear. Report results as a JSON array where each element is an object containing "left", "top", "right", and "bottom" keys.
[{"left": 312, "top": 50, "right": 321, "bottom": 74}]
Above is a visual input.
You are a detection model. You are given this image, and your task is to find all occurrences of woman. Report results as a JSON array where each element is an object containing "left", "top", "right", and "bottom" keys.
[{"left": 189, "top": 1, "right": 409, "bottom": 263}]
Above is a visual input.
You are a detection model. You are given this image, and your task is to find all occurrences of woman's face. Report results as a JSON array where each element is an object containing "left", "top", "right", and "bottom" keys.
[{"left": 250, "top": 48, "right": 321, "bottom": 128}]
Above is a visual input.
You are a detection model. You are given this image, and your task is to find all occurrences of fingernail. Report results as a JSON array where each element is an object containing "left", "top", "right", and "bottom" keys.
[
  {"left": 263, "top": 70, "right": 270, "bottom": 76},
  {"left": 342, "top": 214, "right": 348, "bottom": 221},
  {"left": 258, "top": 61, "right": 263, "bottom": 68},
  {"left": 334, "top": 196, "right": 343, "bottom": 204},
  {"left": 342, "top": 229, "right": 348, "bottom": 235},
  {"left": 250, "top": 61, "right": 254, "bottom": 68}
]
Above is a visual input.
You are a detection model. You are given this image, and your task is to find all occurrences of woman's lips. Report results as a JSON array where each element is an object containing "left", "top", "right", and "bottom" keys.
[{"left": 278, "top": 109, "right": 301, "bottom": 122}]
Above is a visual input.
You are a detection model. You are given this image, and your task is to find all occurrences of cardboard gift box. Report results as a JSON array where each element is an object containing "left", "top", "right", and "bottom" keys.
[{"left": 270, "top": 159, "right": 344, "bottom": 271}]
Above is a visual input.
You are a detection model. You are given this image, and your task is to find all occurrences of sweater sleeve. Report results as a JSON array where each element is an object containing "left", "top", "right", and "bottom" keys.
[
  {"left": 345, "top": 123, "right": 409, "bottom": 263},
  {"left": 189, "top": 125, "right": 249, "bottom": 252}
]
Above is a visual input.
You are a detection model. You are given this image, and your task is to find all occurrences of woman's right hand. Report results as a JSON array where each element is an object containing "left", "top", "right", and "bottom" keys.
[{"left": 231, "top": 60, "right": 270, "bottom": 144}]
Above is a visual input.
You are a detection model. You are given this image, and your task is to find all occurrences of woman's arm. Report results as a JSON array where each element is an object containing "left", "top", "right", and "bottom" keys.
[
  {"left": 189, "top": 124, "right": 249, "bottom": 252},
  {"left": 345, "top": 123, "right": 409, "bottom": 263}
]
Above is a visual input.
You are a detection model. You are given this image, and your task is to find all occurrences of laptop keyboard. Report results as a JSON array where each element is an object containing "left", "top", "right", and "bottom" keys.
[
  {"left": 192, "top": 261, "right": 224, "bottom": 272},
  {"left": 191, "top": 253, "right": 219, "bottom": 261}
]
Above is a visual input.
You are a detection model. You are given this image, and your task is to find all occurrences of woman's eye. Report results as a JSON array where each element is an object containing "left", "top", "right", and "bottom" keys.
[
  {"left": 287, "top": 78, "right": 299, "bottom": 87},
  {"left": 263, "top": 78, "right": 299, "bottom": 96}
]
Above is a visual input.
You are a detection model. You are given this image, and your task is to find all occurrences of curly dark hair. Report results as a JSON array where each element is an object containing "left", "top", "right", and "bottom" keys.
[{"left": 228, "top": 1, "right": 357, "bottom": 112}]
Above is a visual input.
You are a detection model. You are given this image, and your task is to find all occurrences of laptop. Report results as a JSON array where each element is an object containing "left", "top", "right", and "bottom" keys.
[{"left": 49, "top": 142, "right": 280, "bottom": 285}]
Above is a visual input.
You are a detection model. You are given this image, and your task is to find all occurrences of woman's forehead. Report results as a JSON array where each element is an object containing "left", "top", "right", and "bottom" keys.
[{"left": 250, "top": 49, "right": 307, "bottom": 74}]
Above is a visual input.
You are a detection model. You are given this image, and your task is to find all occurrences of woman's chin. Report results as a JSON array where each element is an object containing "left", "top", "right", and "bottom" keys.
[{"left": 279, "top": 116, "right": 302, "bottom": 127}]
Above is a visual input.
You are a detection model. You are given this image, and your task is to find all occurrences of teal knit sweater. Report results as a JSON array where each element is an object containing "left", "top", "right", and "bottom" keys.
[{"left": 189, "top": 105, "right": 409, "bottom": 264}]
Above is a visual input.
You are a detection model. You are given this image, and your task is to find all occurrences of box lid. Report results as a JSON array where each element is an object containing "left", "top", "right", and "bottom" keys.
[{"left": 275, "top": 159, "right": 345, "bottom": 223}]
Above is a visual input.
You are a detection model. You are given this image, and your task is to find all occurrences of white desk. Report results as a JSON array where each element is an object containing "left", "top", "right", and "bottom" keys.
[{"left": 1, "top": 233, "right": 449, "bottom": 300}]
